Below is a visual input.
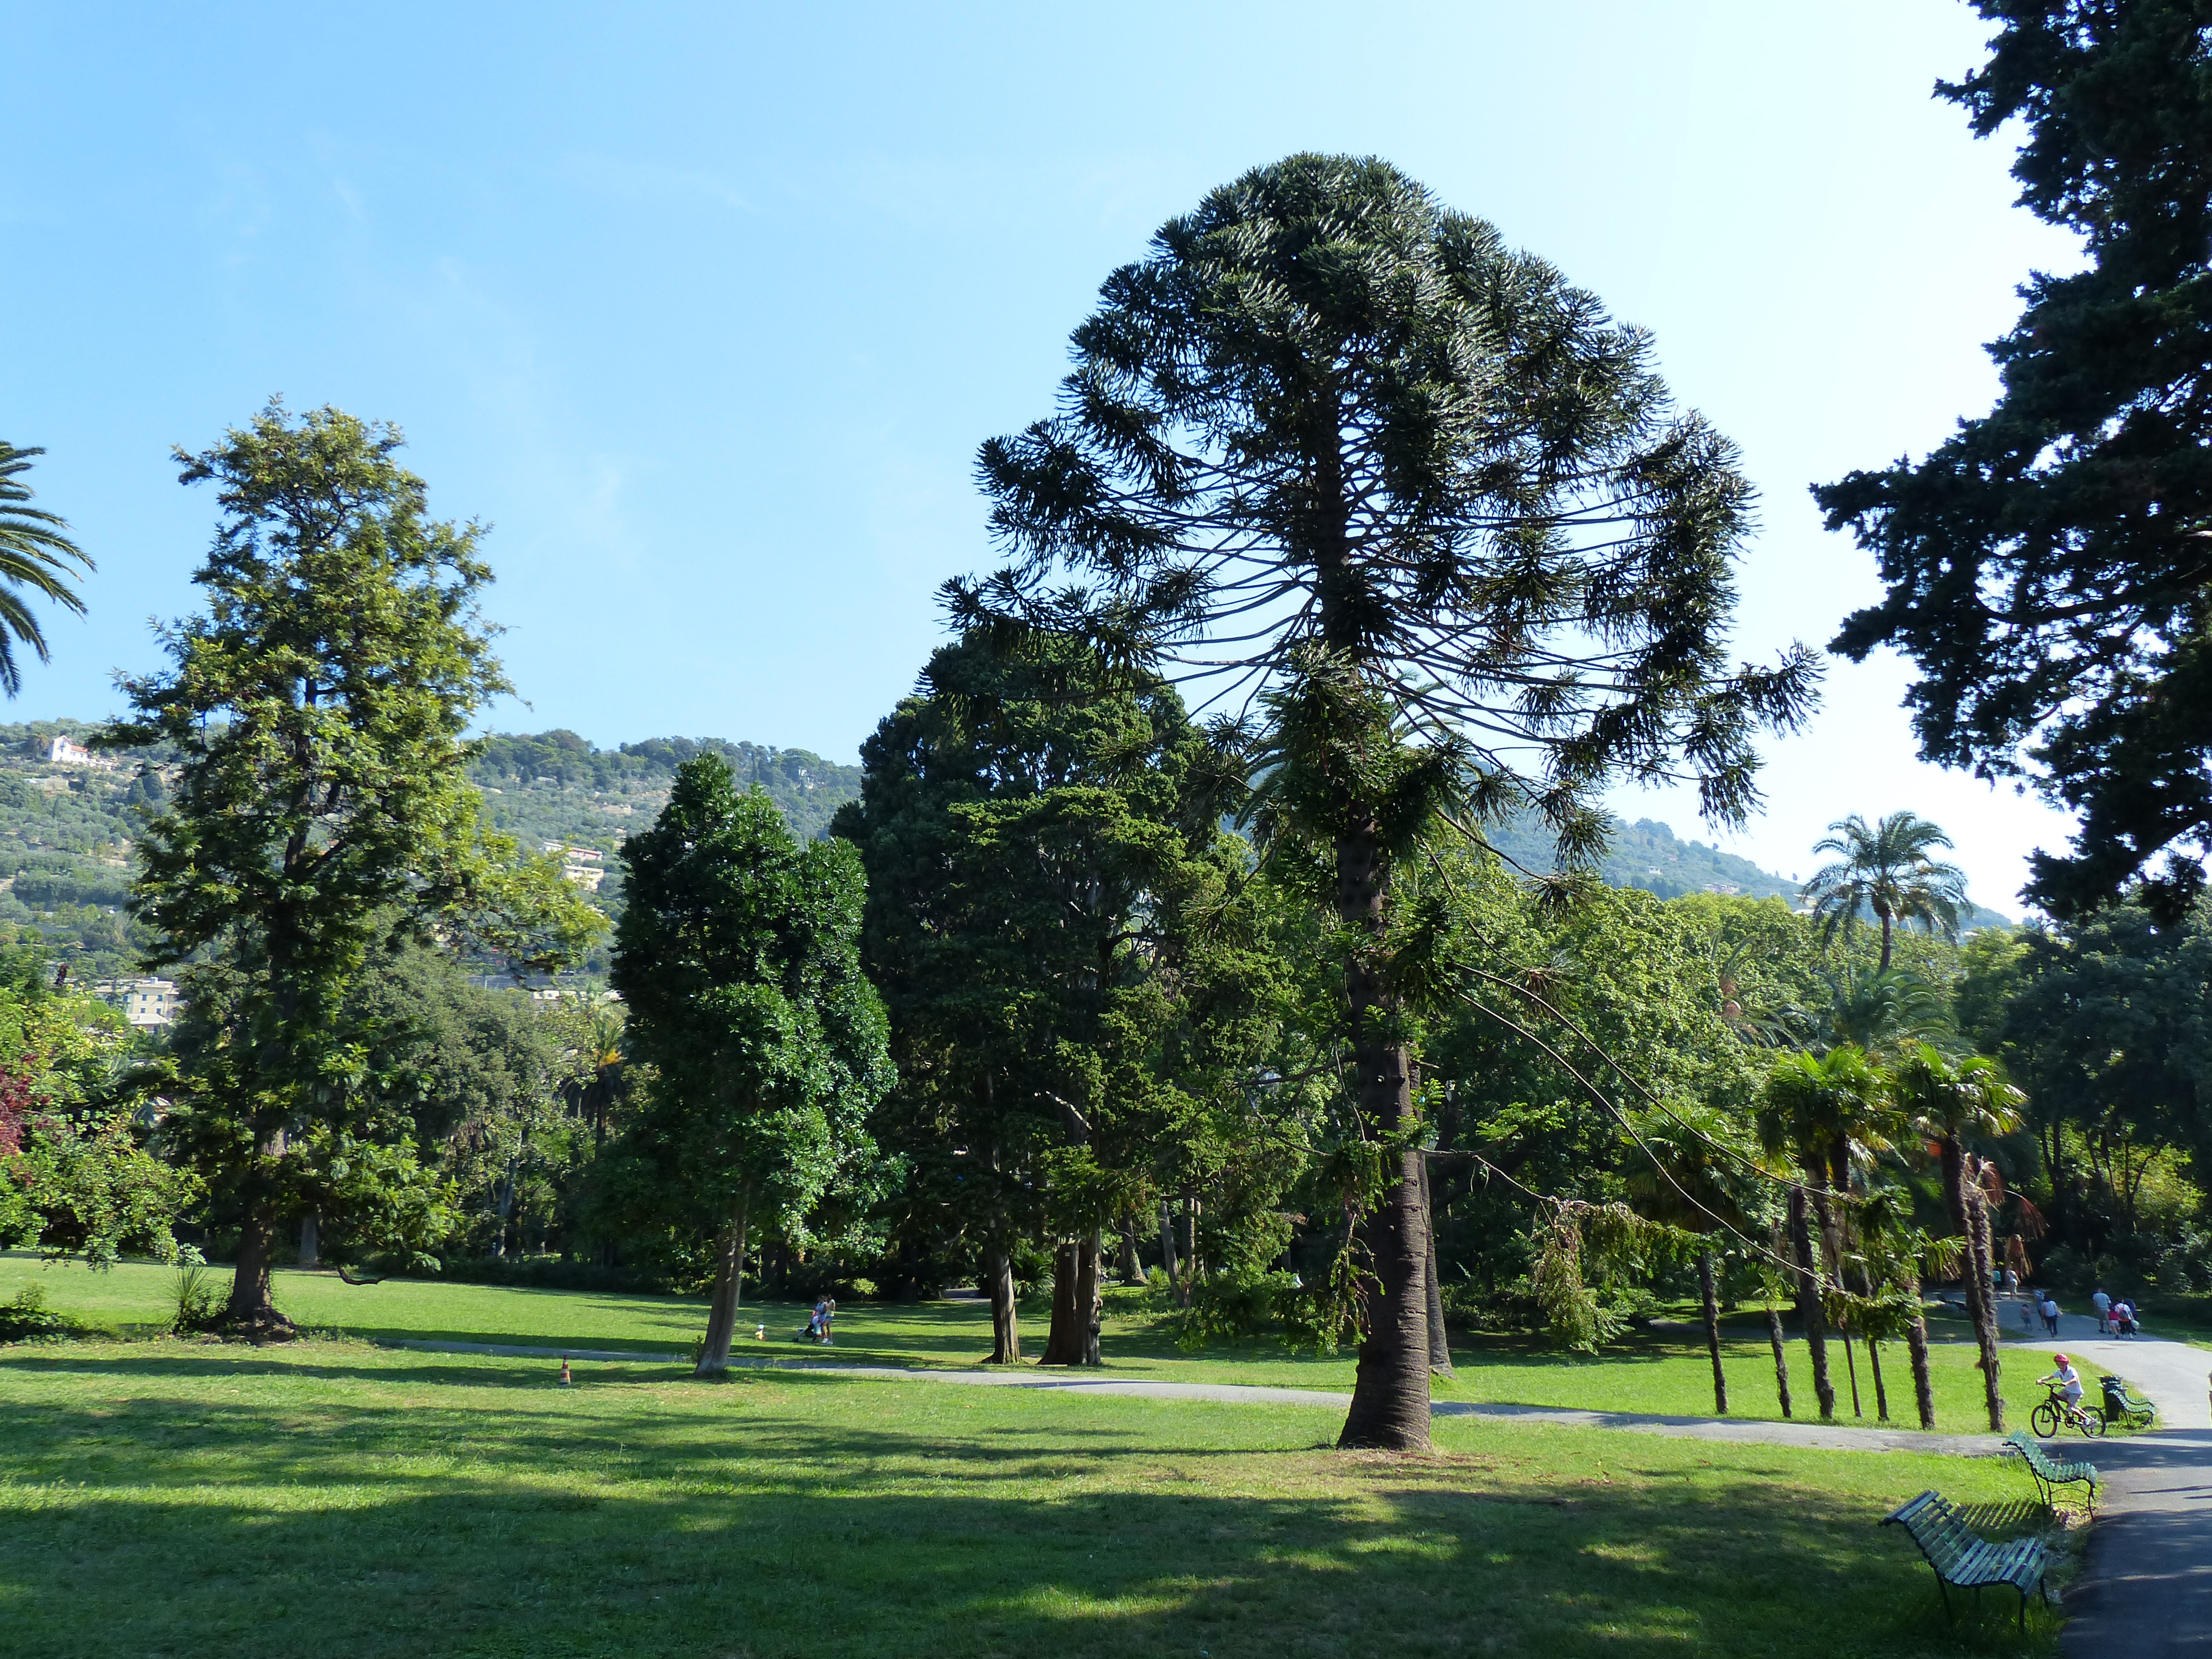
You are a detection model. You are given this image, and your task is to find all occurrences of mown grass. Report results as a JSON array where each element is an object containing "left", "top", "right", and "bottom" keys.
[
  {"left": 0, "top": 1251, "right": 2095, "bottom": 1436},
  {"left": 0, "top": 1338, "right": 2066, "bottom": 1658}
]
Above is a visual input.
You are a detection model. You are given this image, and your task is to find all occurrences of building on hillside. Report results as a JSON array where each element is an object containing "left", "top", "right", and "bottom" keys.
[
  {"left": 542, "top": 842, "right": 608, "bottom": 892},
  {"left": 45, "top": 735, "right": 118, "bottom": 771},
  {"left": 93, "top": 977, "right": 181, "bottom": 1027}
]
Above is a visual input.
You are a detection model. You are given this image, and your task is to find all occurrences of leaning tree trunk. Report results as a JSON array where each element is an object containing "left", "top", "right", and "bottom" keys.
[
  {"left": 1942, "top": 1136, "right": 2004, "bottom": 1431},
  {"left": 1421, "top": 1157, "right": 1453, "bottom": 1378},
  {"left": 1042, "top": 1239, "right": 1086, "bottom": 1365},
  {"left": 984, "top": 1246, "right": 1021, "bottom": 1364},
  {"left": 1787, "top": 1188, "right": 1836, "bottom": 1421},
  {"left": 1765, "top": 1300, "right": 1793, "bottom": 1418},
  {"left": 1698, "top": 1250, "right": 1728, "bottom": 1416},
  {"left": 1118, "top": 1224, "right": 1143, "bottom": 1285},
  {"left": 694, "top": 1190, "right": 752, "bottom": 1378}
]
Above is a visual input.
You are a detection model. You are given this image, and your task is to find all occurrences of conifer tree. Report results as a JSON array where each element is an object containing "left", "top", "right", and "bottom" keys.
[{"left": 968, "top": 154, "right": 1816, "bottom": 1448}]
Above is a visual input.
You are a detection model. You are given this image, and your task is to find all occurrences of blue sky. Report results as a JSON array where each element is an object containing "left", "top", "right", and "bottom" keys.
[{"left": 3, "top": 2, "right": 2081, "bottom": 910}]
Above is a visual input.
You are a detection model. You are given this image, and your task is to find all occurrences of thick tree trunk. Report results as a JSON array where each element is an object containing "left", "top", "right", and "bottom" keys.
[
  {"left": 1335, "top": 807, "right": 1431, "bottom": 1452},
  {"left": 227, "top": 1209, "right": 290, "bottom": 1334},
  {"left": 1042, "top": 1239, "right": 1086, "bottom": 1365},
  {"left": 298, "top": 1211, "right": 319, "bottom": 1270},
  {"left": 1118, "top": 1224, "right": 1142, "bottom": 1286},
  {"left": 694, "top": 1191, "right": 750, "bottom": 1377},
  {"left": 1698, "top": 1250, "right": 1728, "bottom": 1416},
  {"left": 1077, "top": 1229, "right": 1103, "bottom": 1366},
  {"left": 1421, "top": 1157, "right": 1453, "bottom": 1378},
  {"left": 1765, "top": 1302, "right": 1793, "bottom": 1418},
  {"left": 985, "top": 1247, "right": 1021, "bottom": 1364},
  {"left": 1787, "top": 1188, "right": 1835, "bottom": 1421}
]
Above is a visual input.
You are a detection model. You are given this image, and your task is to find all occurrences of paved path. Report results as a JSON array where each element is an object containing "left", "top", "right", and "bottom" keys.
[
  {"left": 385, "top": 1338, "right": 2006, "bottom": 1454},
  {"left": 2004, "top": 1310, "right": 2212, "bottom": 1659}
]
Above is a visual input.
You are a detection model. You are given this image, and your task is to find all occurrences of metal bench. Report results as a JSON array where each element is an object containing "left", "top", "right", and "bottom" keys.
[
  {"left": 2002, "top": 1428, "right": 2098, "bottom": 1514},
  {"left": 1882, "top": 1489, "right": 2053, "bottom": 1633}
]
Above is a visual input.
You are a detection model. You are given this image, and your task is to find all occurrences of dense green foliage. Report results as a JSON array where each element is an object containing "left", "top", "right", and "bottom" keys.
[
  {"left": 1815, "top": 0, "right": 2212, "bottom": 920},
  {"left": 0, "top": 442, "right": 94, "bottom": 697}
]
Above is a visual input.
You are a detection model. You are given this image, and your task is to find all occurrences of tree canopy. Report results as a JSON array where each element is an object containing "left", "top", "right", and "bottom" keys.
[{"left": 1815, "top": 0, "right": 2212, "bottom": 919}]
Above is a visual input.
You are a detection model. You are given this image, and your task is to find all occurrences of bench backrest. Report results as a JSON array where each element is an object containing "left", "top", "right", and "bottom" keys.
[{"left": 1885, "top": 1491, "right": 1979, "bottom": 1573}]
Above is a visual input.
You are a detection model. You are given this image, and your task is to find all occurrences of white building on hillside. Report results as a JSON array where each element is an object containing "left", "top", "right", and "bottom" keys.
[
  {"left": 95, "top": 977, "right": 181, "bottom": 1027},
  {"left": 46, "top": 735, "right": 118, "bottom": 771}
]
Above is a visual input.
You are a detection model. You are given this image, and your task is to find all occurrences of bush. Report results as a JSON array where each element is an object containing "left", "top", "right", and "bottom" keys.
[
  {"left": 0, "top": 1284, "right": 71, "bottom": 1343},
  {"left": 171, "top": 1262, "right": 225, "bottom": 1333}
]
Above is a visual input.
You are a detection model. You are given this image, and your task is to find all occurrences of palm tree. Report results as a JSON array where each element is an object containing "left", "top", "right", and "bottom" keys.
[
  {"left": 1759, "top": 1046, "right": 1894, "bottom": 1421},
  {"left": 1858, "top": 1185, "right": 1963, "bottom": 1432},
  {"left": 1625, "top": 1105, "right": 1759, "bottom": 1416},
  {"left": 1817, "top": 962, "right": 1955, "bottom": 1055},
  {"left": 0, "top": 443, "right": 93, "bottom": 694},
  {"left": 1803, "top": 812, "right": 1970, "bottom": 972},
  {"left": 1892, "top": 1042, "right": 2025, "bottom": 1432}
]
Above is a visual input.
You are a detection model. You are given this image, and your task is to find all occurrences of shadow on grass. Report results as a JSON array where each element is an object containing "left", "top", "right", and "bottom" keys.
[{"left": 0, "top": 1389, "right": 2060, "bottom": 1659}]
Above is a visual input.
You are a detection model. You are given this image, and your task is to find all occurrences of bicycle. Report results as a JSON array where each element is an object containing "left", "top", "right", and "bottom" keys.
[{"left": 2030, "top": 1385, "right": 2107, "bottom": 1438}]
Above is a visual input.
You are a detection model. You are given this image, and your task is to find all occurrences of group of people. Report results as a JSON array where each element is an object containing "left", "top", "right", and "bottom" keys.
[
  {"left": 2091, "top": 1287, "right": 2142, "bottom": 1337},
  {"left": 1999, "top": 1275, "right": 2144, "bottom": 1338}
]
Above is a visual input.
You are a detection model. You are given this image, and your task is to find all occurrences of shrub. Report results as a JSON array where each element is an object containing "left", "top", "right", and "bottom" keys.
[
  {"left": 171, "top": 1262, "right": 225, "bottom": 1333},
  {"left": 0, "top": 1284, "right": 70, "bottom": 1343}
]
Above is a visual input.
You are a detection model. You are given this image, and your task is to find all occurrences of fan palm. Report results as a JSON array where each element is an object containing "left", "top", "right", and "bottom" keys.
[
  {"left": 1892, "top": 1042, "right": 2025, "bottom": 1432},
  {"left": 1817, "top": 962, "right": 1955, "bottom": 1056},
  {"left": 1803, "top": 812, "right": 1970, "bottom": 971},
  {"left": 1759, "top": 1046, "right": 1896, "bottom": 1421},
  {"left": 0, "top": 443, "right": 93, "bottom": 694},
  {"left": 1625, "top": 1104, "right": 1760, "bottom": 1416}
]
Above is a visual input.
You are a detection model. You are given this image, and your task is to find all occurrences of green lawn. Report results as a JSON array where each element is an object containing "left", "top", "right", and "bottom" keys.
[
  {"left": 0, "top": 1338, "right": 2066, "bottom": 1657},
  {"left": 1, "top": 1252, "right": 2097, "bottom": 1436}
]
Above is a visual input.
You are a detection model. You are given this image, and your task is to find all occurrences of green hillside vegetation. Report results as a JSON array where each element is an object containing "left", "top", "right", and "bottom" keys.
[{"left": 0, "top": 720, "right": 2001, "bottom": 987}]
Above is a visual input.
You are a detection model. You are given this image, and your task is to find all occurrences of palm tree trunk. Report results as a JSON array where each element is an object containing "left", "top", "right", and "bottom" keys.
[
  {"left": 1941, "top": 1136, "right": 2004, "bottom": 1431},
  {"left": 1765, "top": 1300, "right": 1793, "bottom": 1419},
  {"left": 1904, "top": 1274, "right": 1937, "bottom": 1431},
  {"left": 1698, "top": 1250, "right": 1728, "bottom": 1415},
  {"left": 1788, "top": 1187, "right": 1836, "bottom": 1420}
]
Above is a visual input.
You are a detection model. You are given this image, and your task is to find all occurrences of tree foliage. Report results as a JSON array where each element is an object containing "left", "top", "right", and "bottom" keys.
[
  {"left": 1815, "top": 1, "right": 2212, "bottom": 919},
  {"left": 0, "top": 442, "right": 95, "bottom": 696}
]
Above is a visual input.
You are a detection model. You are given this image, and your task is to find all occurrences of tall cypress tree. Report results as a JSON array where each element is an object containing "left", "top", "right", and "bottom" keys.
[
  {"left": 113, "top": 403, "right": 599, "bottom": 1331},
  {"left": 1816, "top": 1, "right": 2212, "bottom": 920},
  {"left": 970, "top": 154, "right": 1816, "bottom": 1448}
]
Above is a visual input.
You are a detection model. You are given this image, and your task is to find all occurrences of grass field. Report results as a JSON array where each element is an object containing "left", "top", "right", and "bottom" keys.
[
  {"left": 1, "top": 1251, "right": 2105, "bottom": 1436},
  {"left": 0, "top": 1337, "right": 2066, "bottom": 1658}
]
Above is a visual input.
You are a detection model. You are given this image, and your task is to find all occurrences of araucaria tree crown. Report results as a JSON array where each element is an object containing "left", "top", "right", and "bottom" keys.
[{"left": 970, "top": 154, "right": 1818, "bottom": 1449}]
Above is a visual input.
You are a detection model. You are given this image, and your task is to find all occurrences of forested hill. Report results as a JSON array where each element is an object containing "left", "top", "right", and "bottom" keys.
[
  {"left": 0, "top": 718, "right": 2004, "bottom": 981},
  {"left": 467, "top": 730, "right": 862, "bottom": 852}
]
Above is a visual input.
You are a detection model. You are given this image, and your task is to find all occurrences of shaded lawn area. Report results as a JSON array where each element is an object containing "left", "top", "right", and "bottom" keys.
[
  {"left": 1, "top": 1253, "right": 2098, "bottom": 1437},
  {"left": 0, "top": 1340, "right": 2063, "bottom": 1658}
]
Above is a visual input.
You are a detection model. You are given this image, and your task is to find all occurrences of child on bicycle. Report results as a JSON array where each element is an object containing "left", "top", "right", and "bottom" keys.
[{"left": 2041, "top": 1353, "right": 2084, "bottom": 1414}]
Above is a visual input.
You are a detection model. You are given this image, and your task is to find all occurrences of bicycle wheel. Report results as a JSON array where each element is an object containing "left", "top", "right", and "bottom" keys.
[
  {"left": 2080, "top": 1410, "right": 2107, "bottom": 1438},
  {"left": 2031, "top": 1400, "right": 2060, "bottom": 1438}
]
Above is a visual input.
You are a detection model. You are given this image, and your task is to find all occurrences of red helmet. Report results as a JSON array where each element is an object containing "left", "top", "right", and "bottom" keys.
[{"left": 2053, "top": 1353, "right": 2069, "bottom": 1364}]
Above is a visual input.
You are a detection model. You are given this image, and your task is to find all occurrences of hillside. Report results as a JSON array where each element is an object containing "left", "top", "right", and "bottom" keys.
[{"left": 0, "top": 719, "right": 2006, "bottom": 983}]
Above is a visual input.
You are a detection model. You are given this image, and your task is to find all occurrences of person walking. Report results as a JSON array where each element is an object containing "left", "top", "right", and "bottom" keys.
[
  {"left": 820, "top": 1297, "right": 837, "bottom": 1345},
  {"left": 2039, "top": 1292, "right": 2062, "bottom": 1337},
  {"left": 2091, "top": 1287, "right": 2112, "bottom": 1333}
]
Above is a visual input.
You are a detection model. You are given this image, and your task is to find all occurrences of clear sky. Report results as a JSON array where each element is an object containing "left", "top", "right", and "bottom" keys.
[{"left": 3, "top": 2, "right": 2083, "bottom": 912}]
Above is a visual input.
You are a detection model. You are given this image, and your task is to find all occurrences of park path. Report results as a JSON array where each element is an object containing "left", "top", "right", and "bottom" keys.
[
  {"left": 2008, "top": 1309, "right": 2212, "bottom": 1659},
  {"left": 390, "top": 1338, "right": 2000, "bottom": 1454}
]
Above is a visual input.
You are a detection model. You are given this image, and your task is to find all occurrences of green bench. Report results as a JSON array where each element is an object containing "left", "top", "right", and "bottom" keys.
[
  {"left": 2002, "top": 1428, "right": 2099, "bottom": 1514},
  {"left": 1881, "top": 1490, "right": 2054, "bottom": 1633}
]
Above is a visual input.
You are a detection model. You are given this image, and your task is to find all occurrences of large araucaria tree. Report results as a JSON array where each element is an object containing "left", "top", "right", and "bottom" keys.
[
  {"left": 969, "top": 154, "right": 1819, "bottom": 1449},
  {"left": 112, "top": 403, "right": 601, "bottom": 1332}
]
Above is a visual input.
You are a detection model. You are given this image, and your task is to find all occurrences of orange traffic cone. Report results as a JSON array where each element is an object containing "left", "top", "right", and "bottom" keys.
[{"left": 559, "top": 1356, "right": 572, "bottom": 1387}]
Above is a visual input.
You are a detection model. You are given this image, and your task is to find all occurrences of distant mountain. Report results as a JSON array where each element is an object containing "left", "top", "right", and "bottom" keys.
[{"left": 1484, "top": 812, "right": 2012, "bottom": 928}]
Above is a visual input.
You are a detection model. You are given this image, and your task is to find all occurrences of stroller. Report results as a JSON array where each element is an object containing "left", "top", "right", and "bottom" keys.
[{"left": 2100, "top": 1373, "right": 2156, "bottom": 1430}]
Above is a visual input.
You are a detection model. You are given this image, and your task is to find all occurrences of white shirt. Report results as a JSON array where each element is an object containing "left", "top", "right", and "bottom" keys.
[{"left": 2050, "top": 1363, "right": 2083, "bottom": 1401}]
